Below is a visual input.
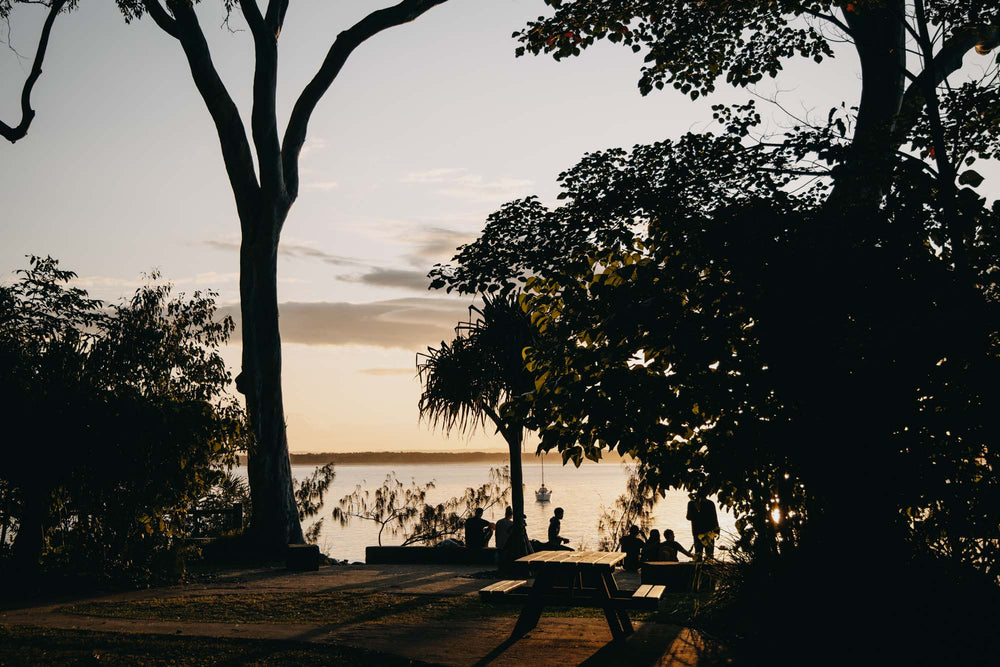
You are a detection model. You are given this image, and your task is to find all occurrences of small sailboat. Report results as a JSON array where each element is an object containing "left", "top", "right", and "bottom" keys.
[{"left": 535, "top": 454, "right": 552, "bottom": 502}]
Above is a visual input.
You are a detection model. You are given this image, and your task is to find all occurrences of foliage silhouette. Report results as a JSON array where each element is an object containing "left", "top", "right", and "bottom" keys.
[
  {"left": 332, "top": 467, "right": 509, "bottom": 547},
  {"left": 417, "top": 295, "right": 540, "bottom": 564},
  {"left": 0, "top": 256, "right": 247, "bottom": 583},
  {"left": 428, "top": 1, "right": 1000, "bottom": 658}
]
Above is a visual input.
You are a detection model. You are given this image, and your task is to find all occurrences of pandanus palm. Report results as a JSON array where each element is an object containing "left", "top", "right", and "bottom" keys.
[{"left": 417, "top": 294, "right": 537, "bottom": 564}]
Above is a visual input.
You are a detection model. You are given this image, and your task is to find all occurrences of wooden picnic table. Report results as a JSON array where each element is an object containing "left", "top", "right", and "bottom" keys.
[{"left": 510, "top": 550, "right": 639, "bottom": 640}]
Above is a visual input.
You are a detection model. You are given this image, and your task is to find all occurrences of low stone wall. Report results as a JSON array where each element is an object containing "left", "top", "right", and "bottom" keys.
[{"left": 365, "top": 545, "right": 499, "bottom": 566}]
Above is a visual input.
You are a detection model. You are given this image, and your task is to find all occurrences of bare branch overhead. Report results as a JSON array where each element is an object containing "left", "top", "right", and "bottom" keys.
[
  {"left": 281, "top": 0, "right": 449, "bottom": 201},
  {"left": 142, "top": 0, "right": 260, "bottom": 223},
  {"left": 0, "top": 0, "right": 66, "bottom": 144}
]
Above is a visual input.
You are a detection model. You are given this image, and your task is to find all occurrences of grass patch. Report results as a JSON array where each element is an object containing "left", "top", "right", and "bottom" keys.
[
  {"left": 0, "top": 625, "right": 428, "bottom": 666},
  {"left": 64, "top": 590, "right": 708, "bottom": 627}
]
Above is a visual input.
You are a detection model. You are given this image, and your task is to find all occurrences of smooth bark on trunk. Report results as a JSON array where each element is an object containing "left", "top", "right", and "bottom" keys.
[
  {"left": 500, "top": 430, "right": 533, "bottom": 570},
  {"left": 237, "top": 211, "right": 304, "bottom": 551},
  {"left": 825, "top": 1, "right": 906, "bottom": 219},
  {"left": 139, "top": 0, "right": 452, "bottom": 555}
]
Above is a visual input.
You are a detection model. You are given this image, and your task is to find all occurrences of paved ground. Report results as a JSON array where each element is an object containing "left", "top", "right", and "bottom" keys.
[{"left": 0, "top": 563, "right": 715, "bottom": 666}]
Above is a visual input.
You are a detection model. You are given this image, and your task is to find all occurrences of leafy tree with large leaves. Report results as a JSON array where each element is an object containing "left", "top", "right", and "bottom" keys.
[
  {"left": 515, "top": 0, "right": 1000, "bottom": 221},
  {"left": 429, "top": 1, "right": 1000, "bottom": 656}
]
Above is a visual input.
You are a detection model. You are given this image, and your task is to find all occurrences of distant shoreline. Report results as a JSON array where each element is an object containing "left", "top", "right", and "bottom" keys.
[{"left": 237, "top": 451, "right": 630, "bottom": 466}]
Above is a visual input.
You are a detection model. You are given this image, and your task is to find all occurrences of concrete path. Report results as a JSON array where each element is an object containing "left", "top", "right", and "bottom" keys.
[{"left": 1, "top": 564, "right": 715, "bottom": 666}]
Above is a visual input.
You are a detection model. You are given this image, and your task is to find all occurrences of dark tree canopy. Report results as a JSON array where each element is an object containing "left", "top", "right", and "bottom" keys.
[
  {"left": 430, "top": 1, "right": 1000, "bottom": 581},
  {"left": 0, "top": 257, "right": 247, "bottom": 580}
]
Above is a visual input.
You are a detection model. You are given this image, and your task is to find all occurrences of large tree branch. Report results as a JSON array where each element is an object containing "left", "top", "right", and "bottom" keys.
[
  {"left": 893, "top": 24, "right": 1000, "bottom": 149},
  {"left": 147, "top": 0, "right": 260, "bottom": 224},
  {"left": 142, "top": 0, "right": 180, "bottom": 39},
  {"left": 281, "top": 0, "right": 449, "bottom": 202},
  {"left": 240, "top": 0, "right": 283, "bottom": 201},
  {"left": 1, "top": 0, "right": 66, "bottom": 144},
  {"left": 264, "top": 0, "right": 288, "bottom": 38}
]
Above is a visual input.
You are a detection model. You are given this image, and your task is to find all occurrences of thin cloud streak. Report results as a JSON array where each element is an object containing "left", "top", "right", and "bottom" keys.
[
  {"left": 200, "top": 238, "right": 362, "bottom": 267},
  {"left": 358, "top": 367, "right": 415, "bottom": 376},
  {"left": 221, "top": 297, "right": 473, "bottom": 350},
  {"left": 401, "top": 168, "right": 533, "bottom": 203},
  {"left": 301, "top": 180, "right": 339, "bottom": 191},
  {"left": 338, "top": 267, "right": 430, "bottom": 291}
]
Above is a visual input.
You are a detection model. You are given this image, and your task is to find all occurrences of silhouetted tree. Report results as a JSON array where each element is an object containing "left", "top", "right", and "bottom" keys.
[
  {"left": 515, "top": 0, "right": 1000, "bottom": 223},
  {"left": 430, "top": 114, "right": 1000, "bottom": 665},
  {"left": 417, "top": 295, "right": 539, "bottom": 564},
  {"left": 333, "top": 467, "right": 510, "bottom": 546},
  {"left": 3, "top": 0, "right": 455, "bottom": 552},
  {"left": 0, "top": 257, "right": 246, "bottom": 579}
]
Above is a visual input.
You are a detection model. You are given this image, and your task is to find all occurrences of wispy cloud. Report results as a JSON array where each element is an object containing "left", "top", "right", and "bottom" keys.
[
  {"left": 400, "top": 168, "right": 468, "bottom": 184},
  {"left": 221, "top": 297, "right": 473, "bottom": 350},
  {"left": 199, "top": 238, "right": 361, "bottom": 267},
  {"left": 71, "top": 271, "right": 240, "bottom": 290},
  {"left": 358, "top": 367, "right": 415, "bottom": 376},
  {"left": 299, "top": 137, "right": 328, "bottom": 158},
  {"left": 301, "top": 180, "right": 339, "bottom": 192},
  {"left": 338, "top": 267, "right": 430, "bottom": 291},
  {"left": 401, "top": 168, "right": 533, "bottom": 203}
]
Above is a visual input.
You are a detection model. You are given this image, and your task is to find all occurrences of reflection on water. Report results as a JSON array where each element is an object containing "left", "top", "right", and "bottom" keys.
[{"left": 241, "top": 461, "right": 736, "bottom": 563}]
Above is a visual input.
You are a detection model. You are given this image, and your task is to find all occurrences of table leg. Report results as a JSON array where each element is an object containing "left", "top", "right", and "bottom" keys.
[
  {"left": 596, "top": 570, "right": 629, "bottom": 639},
  {"left": 511, "top": 566, "right": 555, "bottom": 639}
]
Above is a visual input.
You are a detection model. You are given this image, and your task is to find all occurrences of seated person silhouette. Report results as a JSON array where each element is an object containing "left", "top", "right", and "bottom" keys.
[
  {"left": 660, "top": 529, "right": 694, "bottom": 561},
  {"left": 546, "top": 507, "right": 573, "bottom": 551},
  {"left": 495, "top": 506, "right": 515, "bottom": 549},
  {"left": 641, "top": 528, "right": 662, "bottom": 563},
  {"left": 464, "top": 507, "right": 494, "bottom": 549},
  {"left": 619, "top": 525, "right": 645, "bottom": 571}
]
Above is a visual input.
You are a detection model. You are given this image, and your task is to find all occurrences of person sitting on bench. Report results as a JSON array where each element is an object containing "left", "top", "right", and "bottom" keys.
[
  {"left": 660, "top": 529, "right": 694, "bottom": 561},
  {"left": 464, "top": 507, "right": 494, "bottom": 549},
  {"left": 641, "top": 528, "right": 662, "bottom": 563},
  {"left": 620, "top": 525, "right": 645, "bottom": 571},
  {"left": 546, "top": 507, "right": 573, "bottom": 551}
]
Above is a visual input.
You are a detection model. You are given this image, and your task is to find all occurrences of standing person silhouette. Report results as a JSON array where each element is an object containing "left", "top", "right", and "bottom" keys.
[
  {"left": 546, "top": 507, "right": 573, "bottom": 551},
  {"left": 686, "top": 492, "right": 720, "bottom": 559}
]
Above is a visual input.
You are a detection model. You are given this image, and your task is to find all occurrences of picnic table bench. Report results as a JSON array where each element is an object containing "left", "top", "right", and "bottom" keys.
[{"left": 479, "top": 550, "right": 665, "bottom": 640}]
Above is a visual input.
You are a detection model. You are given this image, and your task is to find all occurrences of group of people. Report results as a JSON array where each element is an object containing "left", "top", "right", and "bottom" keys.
[
  {"left": 463, "top": 506, "right": 572, "bottom": 551},
  {"left": 619, "top": 494, "right": 720, "bottom": 571},
  {"left": 460, "top": 494, "right": 719, "bottom": 566}
]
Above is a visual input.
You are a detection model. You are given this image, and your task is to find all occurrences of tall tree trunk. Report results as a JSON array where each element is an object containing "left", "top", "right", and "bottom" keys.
[
  {"left": 826, "top": 1, "right": 906, "bottom": 220},
  {"left": 237, "top": 206, "right": 304, "bottom": 552},
  {"left": 500, "top": 429, "right": 532, "bottom": 570}
]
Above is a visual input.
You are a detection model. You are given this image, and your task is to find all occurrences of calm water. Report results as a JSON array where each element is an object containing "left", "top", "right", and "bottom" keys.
[{"left": 242, "top": 461, "right": 736, "bottom": 563}]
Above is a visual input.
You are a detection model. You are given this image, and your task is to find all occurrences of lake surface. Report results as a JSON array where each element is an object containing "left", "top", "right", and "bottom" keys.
[{"left": 248, "top": 461, "right": 737, "bottom": 563}]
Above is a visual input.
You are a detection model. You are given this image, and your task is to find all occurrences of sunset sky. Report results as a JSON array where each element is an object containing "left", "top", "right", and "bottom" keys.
[{"left": 2, "top": 0, "right": 872, "bottom": 452}]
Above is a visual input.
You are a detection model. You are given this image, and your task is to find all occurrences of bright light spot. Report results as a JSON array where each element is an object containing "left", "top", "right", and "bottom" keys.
[{"left": 771, "top": 507, "right": 782, "bottom": 524}]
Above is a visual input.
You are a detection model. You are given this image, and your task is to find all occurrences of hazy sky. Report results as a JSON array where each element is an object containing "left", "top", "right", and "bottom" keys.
[{"left": 0, "top": 1, "right": 881, "bottom": 452}]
